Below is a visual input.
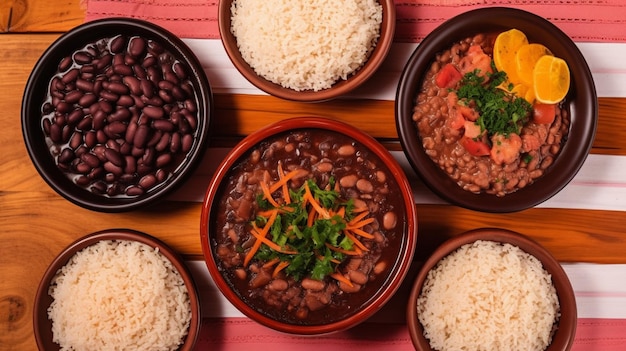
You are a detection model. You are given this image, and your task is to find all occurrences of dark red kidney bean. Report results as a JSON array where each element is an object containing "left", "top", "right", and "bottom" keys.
[
  {"left": 124, "top": 156, "right": 137, "bottom": 174},
  {"left": 73, "top": 52, "right": 93, "bottom": 64},
  {"left": 155, "top": 133, "right": 170, "bottom": 152},
  {"left": 147, "top": 130, "right": 163, "bottom": 147},
  {"left": 96, "top": 53, "right": 113, "bottom": 70},
  {"left": 184, "top": 99, "right": 197, "bottom": 113},
  {"left": 85, "top": 131, "right": 98, "bottom": 148},
  {"left": 106, "top": 81, "right": 129, "bottom": 95},
  {"left": 76, "top": 79, "right": 94, "bottom": 92},
  {"left": 142, "top": 96, "right": 163, "bottom": 107},
  {"left": 91, "top": 181, "right": 108, "bottom": 194},
  {"left": 58, "top": 56, "right": 73, "bottom": 71},
  {"left": 75, "top": 175, "right": 90, "bottom": 186},
  {"left": 181, "top": 133, "right": 194, "bottom": 153},
  {"left": 133, "top": 124, "right": 150, "bottom": 148},
  {"left": 93, "top": 145, "right": 107, "bottom": 161},
  {"left": 125, "top": 122, "right": 138, "bottom": 144},
  {"left": 172, "top": 61, "right": 187, "bottom": 80},
  {"left": 110, "top": 121, "right": 128, "bottom": 134},
  {"left": 103, "top": 161, "right": 123, "bottom": 176},
  {"left": 164, "top": 71, "right": 179, "bottom": 85},
  {"left": 61, "top": 125, "right": 72, "bottom": 143},
  {"left": 110, "top": 35, "right": 126, "bottom": 53},
  {"left": 141, "top": 147, "right": 156, "bottom": 165},
  {"left": 182, "top": 109, "right": 197, "bottom": 130},
  {"left": 158, "top": 80, "right": 174, "bottom": 91},
  {"left": 80, "top": 64, "right": 95, "bottom": 74},
  {"left": 129, "top": 37, "right": 146, "bottom": 58},
  {"left": 104, "top": 148, "right": 124, "bottom": 167},
  {"left": 142, "top": 56, "right": 157, "bottom": 69},
  {"left": 117, "top": 95, "right": 134, "bottom": 107},
  {"left": 147, "top": 66, "right": 162, "bottom": 84},
  {"left": 81, "top": 152, "right": 100, "bottom": 168},
  {"left": 88, "top": 166, "right": 104, "bottom": 180},
  {"left": 124, "top": 53, "right": 136, "bottom": 66},
  {"left": 69, "top": 132, "right": 83, "bottom": 149},
  {"left": 119, "top": 141, "right": 132, "bottom": 155},
  {"left": 78, "top": 93, "right": 97, "bottom": 107},
  {"left": 155, "top": 168, "right": 167, "bottom": 182},
  {"left": 122, "top": 76, "right": 141, "bottom": 95},
  {"left": 148, "top": 40, "right": 164, "bottom": 55},
  {"left": 132, "top": 64, "right": 147, "bottom": 79},
  {"left": 143, "top": 105, "right": 164, "bottom": 119},
  {"left": 138, "top": 174, "right": 157, "bottom": 190},
  {"left": 113, "top": 64, "right": 133, "bottom": 76},
  {"left": 61, "top": 68, "right": 79, "bottom": 84},
  {"left": 99, "top": 90, "right": 119, "bottom": 102},
  {"left": 125, "top": 185, "right": 145, "bottom": 196},
  {"left": 171, "top": 86, "right": 186, "bottom": 100},
  {"left": 140, "top": 79, "right": 155, "bottom": 98},
  {"left": 108, "top": 107, "right": 131, "bottom": 122},
  {"left": 158, "top": 89, "right": 174, "bottom": 103},
  {"left": 56, "top": 101, "right": 72, "bottom": 114},
  {"left": 42, "top": 118, "right": 52, "bottom": 135},
  {"left": 98, "top": 100, "right": 113, "bottom": 113},
  {"left": 170, "top": 132, "right": 181, "bottom": 153},
  {"left": 76, "top": 116, "right": 92, "bottom": 131},
  {"left": 113, "top": 53, "right": 125, "bottom": 67},
  {"left": 74, "top": 162, "right": 91, "bottom": 174},
  {"left": 53, "top": 113, "right": 66, "bottom": 126},
  {"left": 92, "top": 110, "right": 106, "bottom": 130},
  {"left": 178, "top": 118, "right": 191, "bottom": 134},
  {"left": 58, "top": 148, "right": 75, "bottom": 164},
  {"left": 153, "top": 119, "right": 174, "bottom": 132},
  {"left": 156, "top": 153, "right": 172, "bottom": 168},
  {"left": 64, "top": 90, "right": 82, "bottom": 104},
  {"left": 107, "top": 182, "right": 124, "bottom": 196}
]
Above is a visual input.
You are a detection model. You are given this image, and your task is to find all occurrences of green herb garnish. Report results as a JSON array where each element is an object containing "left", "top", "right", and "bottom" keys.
[
  {"left": 456, "top": 66, "right": 532, "bottom": 137},
  {"left": 243, "top": 168, "right": 375, "bottom": 285}
]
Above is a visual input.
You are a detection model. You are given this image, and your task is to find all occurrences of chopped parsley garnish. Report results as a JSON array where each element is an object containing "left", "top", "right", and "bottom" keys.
[{"left": 456, "top": 66, "right": 532, "bottom": 137}]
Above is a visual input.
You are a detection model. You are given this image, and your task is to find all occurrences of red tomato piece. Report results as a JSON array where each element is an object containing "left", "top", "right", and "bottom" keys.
[
  {"left": 532, "top": 103, "right": 557, "bottom": 124},
  {"left": 460, "top": 136, "right": 491, "bottom": 156},
  {"left": 436, "top": 63, "right": 463, "bottom": 89}
]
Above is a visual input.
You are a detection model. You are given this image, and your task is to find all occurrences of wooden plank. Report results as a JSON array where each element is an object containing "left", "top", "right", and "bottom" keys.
[{"left": 2, "top": 0, "right": 84, "bottom": 33}]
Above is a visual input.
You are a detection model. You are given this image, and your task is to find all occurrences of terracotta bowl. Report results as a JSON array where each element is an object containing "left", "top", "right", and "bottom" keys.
[
  {"left": 200, "top": 116, "right": 417, "bottom": 334},
  {"left": 21, "top": 18, "right": 212, "bottom": 212},
  {"left": 218, "top": 0, "right": 396, "bottom": 102},
  {"left": 407, "top": 228, "right": 577, "bottom": 351},
  {"left": 33, "top": 229, "right": 201, "bottom": 351},
  {"left": 395, "top": 7, "right": 597, "bottom": 212}
]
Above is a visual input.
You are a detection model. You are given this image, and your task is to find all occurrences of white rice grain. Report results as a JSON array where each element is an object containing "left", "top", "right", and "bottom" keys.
[
  {"left": 417, "top": 240, "right": 560, "bottom": 351},
  {"left": 47, "top": 240, "right": 191, "bottom": 351},
  {"left": 230, "top": 0, "right": 382, "bottom": 91}
]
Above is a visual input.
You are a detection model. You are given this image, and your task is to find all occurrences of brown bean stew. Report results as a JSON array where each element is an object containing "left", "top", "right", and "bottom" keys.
[
  {"left": 412, "top": 33, "right": 570, "bottom": 196},
  {"left": 211, "top": 129, "right": 406, "bottom": 325}
]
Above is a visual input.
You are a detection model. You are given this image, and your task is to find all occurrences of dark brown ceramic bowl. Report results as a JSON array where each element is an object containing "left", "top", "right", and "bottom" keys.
[
  {"left": 33, "top": 229, "right": 201, "bottom": 351},
  {"left": 407, "top": 228, "right": 577, "bottom": 351},
  {"left": 218, "top": 0, "right": 395, "bottom": 102},
  {"left": 22, "top": 18, "right": 212, "bottom": 212},
  {"left": 200, "top": 117, "right": 417, "bottom": 334},
  {"left": 395, "top": 7, "right": 597, "bottom": 212}
]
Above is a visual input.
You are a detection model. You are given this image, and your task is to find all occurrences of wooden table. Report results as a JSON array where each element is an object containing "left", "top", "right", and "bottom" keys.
[{"left": 1, "top": 1, "right": 625, "bottom": 350}]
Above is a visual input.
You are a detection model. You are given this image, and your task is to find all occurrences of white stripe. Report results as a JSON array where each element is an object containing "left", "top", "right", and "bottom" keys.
[
  {"left": 186, "top": 260, "right": 626, "bottom": 319},
  {"left": 183, "top": 39, "right": 626, "bottom": 99}
]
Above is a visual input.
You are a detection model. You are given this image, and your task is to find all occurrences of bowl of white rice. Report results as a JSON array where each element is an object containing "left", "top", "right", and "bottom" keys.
[
  {"left": 406, "top": 228, "right": 576, "bottom": 351},
  {"left": 218, "top": 0, "right": 395, "bottom": 102},
  {"left": 34, "top": 229, "right": 201, "bottom": 351}
]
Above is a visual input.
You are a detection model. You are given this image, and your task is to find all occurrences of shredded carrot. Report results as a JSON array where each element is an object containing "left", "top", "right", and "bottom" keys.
[
  {"left": 330, "top": 272, "right": 353, "bottom": 287},
  {"left": 307, "top": 206, "right": 316, "bottom": 227},
  {"left": 272, "top": 260, "right": 290, "bottom": 278},
  {"left": 348, "top": 227, "right": 376, "bottom": 239},
  {"left": 262, "top": 257, "right": 281, "bottom": 269},
  {"left": 250, "top": 226, "right": 297, "bottom": 254},
  {"left": 269, "top": 168, "right": 309, "bottom": 193},
  {"left": 303, "top": 182, "right": 330, "bottom": 219},
  {"left": 256, "top": 207, "right": 294, "bottom": 218},
  {"left": 277, "top": 163, "right": 291, "bottom": 205},
  {"left": 325, "top": 242, "right": 362, "bottom": 256},
  {"left": 343, "top": 230, "right": 369, "bottom": 251},
  {"left": 348, "top": 211, "right": 370, "bottom": 225},
  {"left": 244, "top": 209, "right": 278, "bottom": 266},
  {"left": 260, "top": 178, "right": 281, "bottom": 208}
]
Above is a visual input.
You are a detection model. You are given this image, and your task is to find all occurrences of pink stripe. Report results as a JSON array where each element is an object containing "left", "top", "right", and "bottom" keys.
[
  {"left": 193, "top": 317, "right": 626, "bottom": 350},
  {"left": 84, "top": 0, "right": 626, "bottom": 42}
]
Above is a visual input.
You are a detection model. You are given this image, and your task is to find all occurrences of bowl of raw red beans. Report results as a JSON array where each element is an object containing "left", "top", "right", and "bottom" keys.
[{"left": 21, "top": 18, "right": 212, "bottom": 212}]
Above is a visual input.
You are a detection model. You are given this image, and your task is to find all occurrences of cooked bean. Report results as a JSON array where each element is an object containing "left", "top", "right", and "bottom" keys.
[
  {"left": 356, "top": 178, "right": 373, "bottom": 193},
  {"left": 337, "top": 144, "right": 355, "bottom": 156},
  {"left": 301, "top": 278, "right": 325, "bottom": 291},
  {"left": 382, "top": 211, "right": 397, "bottom": 230}
]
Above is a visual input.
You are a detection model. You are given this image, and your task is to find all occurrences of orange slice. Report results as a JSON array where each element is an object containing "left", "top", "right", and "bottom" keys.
[
  {"left": 533, "top": 55, "right": 570, "bottom": 104},
  {"left": 515, "top": 43, "right": 553, "bottom": 86},
  {"left": 493, "top": 29, "right": 528, "bottom": 84}
]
